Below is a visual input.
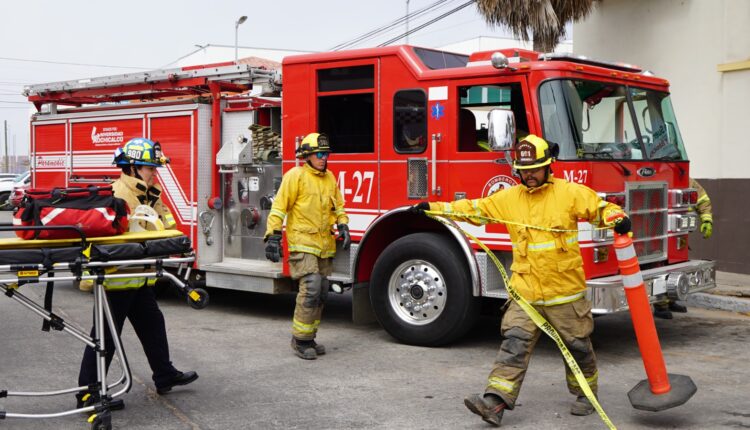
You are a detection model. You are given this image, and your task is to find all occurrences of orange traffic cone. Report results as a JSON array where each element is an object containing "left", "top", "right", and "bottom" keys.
[{"left": 613, "top": 232, "right": 697, "bottom": 411}]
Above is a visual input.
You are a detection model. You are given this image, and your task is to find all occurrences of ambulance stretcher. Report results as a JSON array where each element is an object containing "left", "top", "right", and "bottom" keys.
[{"left": 0, "top": 225, "right": 208, "bottom": 430}]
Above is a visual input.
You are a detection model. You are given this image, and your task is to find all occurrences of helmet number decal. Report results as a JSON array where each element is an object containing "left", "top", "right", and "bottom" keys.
[{"left": 127, "top": 149, "right": 143, "bottom": 160}]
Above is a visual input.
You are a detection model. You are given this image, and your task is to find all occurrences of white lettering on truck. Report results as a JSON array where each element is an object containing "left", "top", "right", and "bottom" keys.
[{"left": 337, "top": 170, "right": 375, "bottom": 204}]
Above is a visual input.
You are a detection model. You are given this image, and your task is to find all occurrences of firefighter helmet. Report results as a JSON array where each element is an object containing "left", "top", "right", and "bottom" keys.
[
  {"left": 129, "top": 205, "right": 165, "bottom": 232},
  {"left": 296, "top": 133, "right": 331, "bottom": 159},
  {"left": 113, "top": 138, "right": 169, "bottom": 167},
  {"left": 512, "top": 135, "right": 558, "bottom": 170}
]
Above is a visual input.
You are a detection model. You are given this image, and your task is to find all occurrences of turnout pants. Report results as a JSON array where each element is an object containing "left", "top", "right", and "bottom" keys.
[
  {"left": 78, "top": 285, "right": 180, "bottom": 389},
  {"left": 485, "top": 298, "right": 598, "bottom": 408},
  {"left": 288, "top": 252, "right": 333, "bottom": 341}
]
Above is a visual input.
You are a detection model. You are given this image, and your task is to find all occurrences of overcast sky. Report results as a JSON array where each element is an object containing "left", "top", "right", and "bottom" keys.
[{"left": 0, "top": 0, "right": 570, "bottom": 163}]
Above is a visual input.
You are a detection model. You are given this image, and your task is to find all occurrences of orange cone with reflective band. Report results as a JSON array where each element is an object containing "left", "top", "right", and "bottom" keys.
[{"left": 613, "top": 232, "right": 697, "bottom": 411}]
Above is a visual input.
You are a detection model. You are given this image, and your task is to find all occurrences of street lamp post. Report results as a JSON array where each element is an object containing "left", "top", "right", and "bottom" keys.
[{"left": 235, "top": 15, "right": 248, "bottom": 62}]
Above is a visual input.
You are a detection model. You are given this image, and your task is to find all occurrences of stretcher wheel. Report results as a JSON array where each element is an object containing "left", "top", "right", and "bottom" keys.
[
  {"left": 186, "top": 287, "right": 209, "bottom": 309},
  {"left": 88, "top": 412, "right": 112, "bottom": 430}
]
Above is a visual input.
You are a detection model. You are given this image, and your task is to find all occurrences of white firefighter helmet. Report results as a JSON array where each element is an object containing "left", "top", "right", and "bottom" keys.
[{"left": 129, "top": 205, "right": 165, "bottom": 232}]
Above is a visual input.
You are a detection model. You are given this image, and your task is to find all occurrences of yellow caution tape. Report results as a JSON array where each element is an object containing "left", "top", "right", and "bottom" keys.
[{"left": 426, "top": 211, "right": 617, "bottom": 430}]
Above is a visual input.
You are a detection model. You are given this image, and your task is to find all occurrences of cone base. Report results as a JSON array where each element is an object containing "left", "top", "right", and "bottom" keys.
[{"left": 628, "top": 373, "right": 697, "bottom": 411}]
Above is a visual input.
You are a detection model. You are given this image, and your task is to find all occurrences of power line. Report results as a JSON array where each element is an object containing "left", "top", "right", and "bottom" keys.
[
  {"left": 378, "top": 0, "right": 476, "bottom": 47},
  {"left": 330, "top": 0, "right": 454, "bottom": 51},
  {"left": 0, "top": 56, "right": 152, "bottom": 70},
  {"left": 0, "top": 100, "right": 28, "bottom": 104}
]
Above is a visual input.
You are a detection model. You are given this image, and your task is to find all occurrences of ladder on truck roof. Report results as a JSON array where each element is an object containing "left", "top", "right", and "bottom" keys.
[{"left": 23, "top": 61, "right": 281, "bottom": 111}]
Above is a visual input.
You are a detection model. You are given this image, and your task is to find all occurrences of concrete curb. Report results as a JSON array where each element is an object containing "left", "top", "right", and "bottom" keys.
[{"left": 686, "top": 292, "right": 750, "bottom": 314}]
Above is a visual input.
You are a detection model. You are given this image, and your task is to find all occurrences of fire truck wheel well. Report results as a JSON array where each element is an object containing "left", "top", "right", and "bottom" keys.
[{"left": 354, "top": 208, "right": 476, "bottom": 286}]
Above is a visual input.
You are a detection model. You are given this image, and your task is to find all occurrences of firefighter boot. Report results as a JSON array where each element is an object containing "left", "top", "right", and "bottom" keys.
[
  {"left": 311, "top": 339, "right": 326, "bottom": 355},
  {"left": 570, "top": 395, "right": 595, "bottom": 416},
  {"left": 291, "top": 337, "right": 317, "bottom": 360},
  {"left": 464, "top": 393, "right": 506, "bottom": 427},
  {"left": 653, "top": 303, "right": 673, "bottom": 320},
  {"left": 669, "top": 301, "right": 688, "bottom": 313},
  {"left": 156, "top": 371, "right": 199, "bottom": 395}
]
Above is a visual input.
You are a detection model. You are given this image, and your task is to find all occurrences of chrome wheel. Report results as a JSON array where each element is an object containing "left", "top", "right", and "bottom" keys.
[{"left": 387, "top": 259, "right": 447, "bottom": 326}]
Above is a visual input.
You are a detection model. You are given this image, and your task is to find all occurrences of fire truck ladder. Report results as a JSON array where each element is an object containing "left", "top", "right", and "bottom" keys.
[{"left": 23, "top": 62, "right": 281, "bottom": 111}]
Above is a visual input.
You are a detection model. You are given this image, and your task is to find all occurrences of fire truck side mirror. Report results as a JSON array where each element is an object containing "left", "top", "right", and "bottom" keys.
[{"left": 487, "top": 109, "right": 516, "bottom": 151}]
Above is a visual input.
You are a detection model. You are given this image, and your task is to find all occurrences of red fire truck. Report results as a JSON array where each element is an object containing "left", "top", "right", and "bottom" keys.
[{"left": 24, "top": 46, "right": 715, "bottom": 345}]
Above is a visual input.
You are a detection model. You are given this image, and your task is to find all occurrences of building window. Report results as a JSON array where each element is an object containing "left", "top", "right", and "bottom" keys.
[{"left": 393, "top": 89, "right": 427, "bottom": 153}]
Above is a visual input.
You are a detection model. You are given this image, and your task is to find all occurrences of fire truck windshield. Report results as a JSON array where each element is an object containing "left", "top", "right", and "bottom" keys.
[{"left": 539, "top": 79, "right": 687, "bottom": 161}]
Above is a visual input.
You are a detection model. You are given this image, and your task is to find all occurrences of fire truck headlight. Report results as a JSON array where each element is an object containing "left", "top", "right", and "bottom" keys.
[{"left": 666, "top": 273, "right": 689, "bottom": 301}]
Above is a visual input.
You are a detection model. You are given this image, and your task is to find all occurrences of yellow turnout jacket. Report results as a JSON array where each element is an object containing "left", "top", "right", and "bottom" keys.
[
  {"left": 265, "top": 164, "right": 349, "bottom": 258},
  {"left": 104, "top": 173, "right": 176, "bottom": 290},
  {"left": 430, "top": 175, "right": 625, "bottom": 306}
]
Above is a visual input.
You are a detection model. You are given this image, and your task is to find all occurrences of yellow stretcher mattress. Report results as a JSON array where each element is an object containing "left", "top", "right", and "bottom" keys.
[{"left": 0, "top": 230, "right": 184, "bottom": 250}]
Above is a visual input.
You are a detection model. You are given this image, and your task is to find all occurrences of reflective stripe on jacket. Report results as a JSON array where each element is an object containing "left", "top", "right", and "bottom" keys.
[
  {"left": 429, "top": 175, "right": 625, "bottom": 305},
  {"left": 265, "top": 164, "right": 349, "bottom": 258},
  {"left": 105, "top": 173, "right": 176, "bottom": 290}
]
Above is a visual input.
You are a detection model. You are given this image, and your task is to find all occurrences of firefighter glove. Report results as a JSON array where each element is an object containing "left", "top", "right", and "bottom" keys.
[
  {"left": 410, "top": 201, "right": 430, "bottom": 214},
  {"left": 700, "top": 221, "right": 712, "bottom": 239},
  {"left": 264, "top": 231, "right": 283, "bottom": 262},
  {"left": 337, "top": 223, "right": 351, "bottom": 250},
  {"left": 613, "top": 216, "right": 632, "bottom": 235}
]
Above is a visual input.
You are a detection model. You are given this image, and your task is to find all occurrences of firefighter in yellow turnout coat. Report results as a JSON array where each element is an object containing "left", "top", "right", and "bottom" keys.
[
  {"left": 77, "top": 138, "right": 197, "bottom": 409},
  {"left": 413, "top": 135, "right": 630, "bottom": 426},
  {"left": 265, "top": 133, "right": 350, "bottom": 360}
]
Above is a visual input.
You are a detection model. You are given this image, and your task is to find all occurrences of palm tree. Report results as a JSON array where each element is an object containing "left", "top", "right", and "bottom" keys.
[{"left": 476, "top": 0, "right": 597, "bottom": 53}]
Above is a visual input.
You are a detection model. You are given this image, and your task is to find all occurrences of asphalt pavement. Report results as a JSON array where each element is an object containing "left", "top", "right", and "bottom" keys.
[{"left": 1, "top": 211, "right": 749, "bottom": 429}]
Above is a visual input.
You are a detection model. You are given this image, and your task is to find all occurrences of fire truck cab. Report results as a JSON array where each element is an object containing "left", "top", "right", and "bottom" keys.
[{"left": 24, "top": 46, "right": 715, "bottom": 346}]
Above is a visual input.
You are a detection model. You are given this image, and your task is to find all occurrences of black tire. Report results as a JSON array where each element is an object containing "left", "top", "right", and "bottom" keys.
[
  {"left": 370, "top": 232, "right": 479, "bottom": 346},
  {"left": 0, "top": 192, "right": 10, "bottom": 210}
]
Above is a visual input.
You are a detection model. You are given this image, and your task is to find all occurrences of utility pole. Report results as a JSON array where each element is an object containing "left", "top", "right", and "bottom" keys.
[
  {"left": 3, "top": 120, "right": 8, "bottom": 172},
  {"left": 405, "top": 0, "right": 411, "bottom": 44}
]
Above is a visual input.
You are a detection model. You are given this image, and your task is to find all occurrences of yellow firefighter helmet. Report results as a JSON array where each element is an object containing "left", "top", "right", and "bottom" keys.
[
  {"left": 296, "top": 133, "right": 331, "bottom": 159},
  {"left": 512, "top": 134, "right": 558, "bottom": 170}
]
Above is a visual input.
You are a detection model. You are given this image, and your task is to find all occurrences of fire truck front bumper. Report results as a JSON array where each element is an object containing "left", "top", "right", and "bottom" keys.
[{"left": 586, "top": 260, "right": 716, "bottom": 314}]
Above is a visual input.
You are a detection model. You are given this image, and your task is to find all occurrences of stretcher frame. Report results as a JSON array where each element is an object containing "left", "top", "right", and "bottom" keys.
[{"left": 0, "top": 225, "right": 207, "bottom": 430}]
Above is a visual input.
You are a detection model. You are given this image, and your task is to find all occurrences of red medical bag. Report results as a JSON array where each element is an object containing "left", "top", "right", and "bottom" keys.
[{"left": 13, "top": 186, "right": 129, "bottom": 240}]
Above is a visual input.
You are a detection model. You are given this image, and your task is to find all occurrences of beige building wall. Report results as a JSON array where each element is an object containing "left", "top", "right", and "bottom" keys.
[{"left": 574, "top": 0, "right": 750, "bottom": 273}]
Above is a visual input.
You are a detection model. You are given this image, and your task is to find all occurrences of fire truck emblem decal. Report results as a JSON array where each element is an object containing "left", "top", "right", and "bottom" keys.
[
  {"left": 482, "top": 175, "right": 517, "bottom": 197},
  {"left": 637, "top": 167, "right": 656, "bottom": 177},
  {"left": 431, "top": 102, "right": 444, "bottom": 120}
]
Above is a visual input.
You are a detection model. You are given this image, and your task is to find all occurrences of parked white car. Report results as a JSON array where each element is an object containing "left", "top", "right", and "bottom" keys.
[{"left": 1, "top": 171, "right": 29, "bottom": 210}]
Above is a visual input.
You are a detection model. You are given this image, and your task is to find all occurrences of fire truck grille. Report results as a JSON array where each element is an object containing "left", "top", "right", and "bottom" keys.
[
  {"left": 408, "top": 158, "right": 428, "bottom": 199},
  {"left": 626, "top": 182, "right": 668, "bottom": 264}
]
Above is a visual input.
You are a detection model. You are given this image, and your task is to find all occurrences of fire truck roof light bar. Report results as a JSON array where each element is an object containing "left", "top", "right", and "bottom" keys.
[
  {"left": 539, "top": 52, "right": 643, "bottom": 73},
  {"left": 23, "top": 64, "right": 279, "bottom": 97}
]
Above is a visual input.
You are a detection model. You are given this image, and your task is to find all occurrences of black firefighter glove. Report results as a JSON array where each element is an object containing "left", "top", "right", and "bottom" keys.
[
  {"left": 613, "top": 216, "right": 632, "bottom": 235},
  {"left": 264, "top": 231, "right": 283, "bottom": 263},
  {"left": 410, "top": 201, "right": 431, "bottom": 215},
  {"left": 337, "top": 224, "right": 351, "bottom": 250}
]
